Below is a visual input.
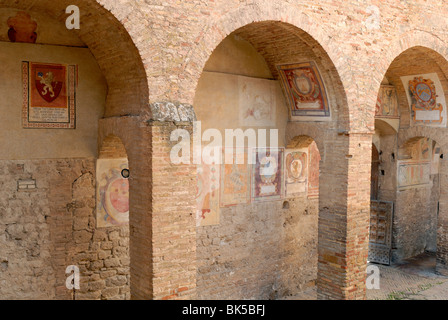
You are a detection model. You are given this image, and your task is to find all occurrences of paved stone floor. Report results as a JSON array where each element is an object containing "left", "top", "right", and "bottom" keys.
[{"left": 285, "top": 252, "right": 448, "bottom": 300}]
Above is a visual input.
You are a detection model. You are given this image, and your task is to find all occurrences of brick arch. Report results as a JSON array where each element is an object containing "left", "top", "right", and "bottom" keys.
[
  {"left": 398, "top": 127, "right": 447, "bottom": 154},
  {"left": 99, "top": 134, "right": 128, "bottom": 160},
  {"left": 375, "top": 119, "right": 398, "bottom": 136},
  {"left": 285, "top": 123, "right": 325, "bottom": 158},
  {"left": 371, "top": 30, "right": 448, "bottom": 123},
  {"left": 182, "top": 1, "right": 352, "bottom": 129},
  {"left": 379, "top": 30, "right": 448, "bottom": 78},
  {"left": 98, "top": 117, "right": 144, "bottom": 170},
  {"left": 1, "top": 0, "right": 149, "bottom": 117}
]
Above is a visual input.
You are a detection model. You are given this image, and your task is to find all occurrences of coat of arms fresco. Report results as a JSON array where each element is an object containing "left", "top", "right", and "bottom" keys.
[
  {"left": 401, "top": 73, "right": 447, "bottom": 127},
  {"left": 22, "top": 61, "right": 76, "bottom": 128},
  {"left": 277, "top": 61, "right": 330, "bottom": 119}
]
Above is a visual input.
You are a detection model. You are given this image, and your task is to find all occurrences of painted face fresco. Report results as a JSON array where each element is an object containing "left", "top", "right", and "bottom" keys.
[
  {"left": 109, "top": 178, "right": 130, "bottom": 214},
  {"left": 96, "top": 159, "right": 130, "bottom": 227}
]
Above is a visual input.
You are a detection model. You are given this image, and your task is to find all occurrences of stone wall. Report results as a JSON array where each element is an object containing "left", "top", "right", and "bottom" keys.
[
  {"left": 196, "top": 188, "right": 318, "bottom": 300},
  {"left": 0, "top": 161, "right": 55, "bottom": 299},
  {"left": 392, "top": 137, "right": 440, "bottom": 262},
  {"left": 393, "top": 181, "right": 438, "bottom": 262},
  {"left": 375, "top": 134, "right": 398, "bottom": 203},
  {"left": 0, "top": 159, "right": 129, "bottom": 300}
]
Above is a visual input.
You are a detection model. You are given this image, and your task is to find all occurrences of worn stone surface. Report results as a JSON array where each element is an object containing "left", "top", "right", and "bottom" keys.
[
  {"left": 0, "top": 159, "right": 129, "bottom": 300},
  {"left": 197, "top": 197, "right": 318, "bottom": 299},
  {"left": 150, "top": 102, "right": 197, "bottom": 123}
]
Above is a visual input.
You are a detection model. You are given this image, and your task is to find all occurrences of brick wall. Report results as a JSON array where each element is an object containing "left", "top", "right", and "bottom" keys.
[
  {"left": 99, "top": 115, "right": 197, "bottom": 300},
  {"left": 150, "top": 122, "right": 197, "bottom": 300}
]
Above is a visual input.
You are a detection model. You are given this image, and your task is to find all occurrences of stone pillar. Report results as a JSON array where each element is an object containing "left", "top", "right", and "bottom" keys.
[
  {"left": 317, "top": 132, "right": 372, "bottom": 300},
  {"left": 99, "top": 103, "right": 197, "bottom": 300},
  {"left": 149, "top": 102, "right": 197, "bottom": 300}
]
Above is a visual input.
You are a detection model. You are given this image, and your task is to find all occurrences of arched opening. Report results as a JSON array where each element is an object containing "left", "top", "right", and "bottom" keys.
[
  {"left": 371, "top": 120, "right": 398, "bottom": 203},
  {"left": 368, "top": 120, "right": 397, "bottom": 267},
  {"left": 369, "top": 45, "right": 448, "bottom": 286},
  {"left": 371, "top": 143, "right": 380, "bottom": 201},
  {"left": 0, "top": 3, "right": 146, "bottom": 300},
  {"left": 193, "top": 21, "right": 347, "bottom": 300},
  {"left": 394, "top": 137, "right": 441, "bottom": 265}
]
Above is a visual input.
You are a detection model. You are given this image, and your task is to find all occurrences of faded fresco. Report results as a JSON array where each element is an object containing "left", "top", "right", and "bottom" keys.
[
  {"left": 398, "top": 138, "right": 433, "bottom": 190},
  {"left": 401, "top": 73, "right": 447, "bottom": 127},
  {"left": 96, "top": 158, "right": 130, "bottom": 227},
  {"left": 307, "top": 141, "right": 320, "bottom": 199},
  {"left": 375, "top": 85, "right": 399, "bottom": 119},
  {"left": 22, "top": 61, "right": 76, "bottom": 128},
  {"left": 239, "top": 76, "right": 276, "bottom": 127},
  {"left": 7, "top": 11, "right": 37, "bottom": 43},
  {"left": 284, "top": 149, "right": 308, "bottom": 196},
  {"left": 196, "top": 163, "right": 220, "bottom": 227},
  {"left": 252, "top": 148, "right": 284, "bottom": 202},
  {"left": 397, "top": 162, "right": 431, "bottom": 189},
  {"left": 277, "top": 61, "right": 330, "bottom": 119},
  {"left": 220, "top": 149, "right": 251, "bottom": 207}
]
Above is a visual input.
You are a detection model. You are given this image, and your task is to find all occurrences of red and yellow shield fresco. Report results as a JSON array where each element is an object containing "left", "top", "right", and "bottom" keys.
[
  {"left": 22, "top": 61, "right": 76, "bottom": 128},
  {"left": 31, "top": 63, "right": 66, "bottom": 106}
]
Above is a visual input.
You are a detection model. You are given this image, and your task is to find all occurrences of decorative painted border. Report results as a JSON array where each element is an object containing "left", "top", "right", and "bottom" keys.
[
  {"left": 401, "top": 73, "right": 447, "bottom": 128},
  {"left": 22, "top": 61, "right": 76, "bottom": 129},
  {"left": 251, "top": 148, "right": 285, "bottom": 202},
  {"left": 284, "top": 149, "right": 308, "bottom": 197},
  {"left": 375, "top": 85, "right": 400, "bottom": 120},
  {"left": 277, "top": 61, "right": 330, "bottom": 118}
]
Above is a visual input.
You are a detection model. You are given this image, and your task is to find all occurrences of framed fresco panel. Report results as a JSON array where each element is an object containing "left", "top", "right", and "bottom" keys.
[
  {"left": 252, "top": 148, "right": 284, "bottom": 202},
  {"left": 96, "top": 158, "right": 129, "bottom": 228},
  {"left": 375, "top": 85, "right": 399, "bottom": 119},
  {"left": 277, "top": 61, "right": 330, "bottom": 119},
  {"left": 401, "top": 73, "right": 447, "bottom": 128},
  {"left": 397, "top": 161, "right": 431, "bottom": 190},
  {"left": 220, "top": 148, "right": 251, "bottom": 207},
  {"left": 22, "top": 61, "right": 76, "bottom": 128},
  {"left": 284, "top": 149, "right": 308, "bottom": 197}
]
